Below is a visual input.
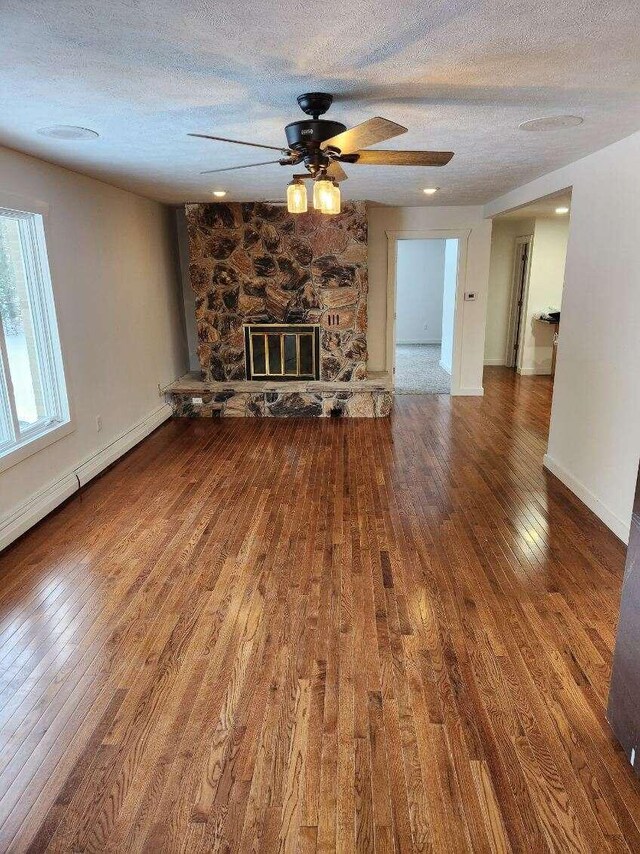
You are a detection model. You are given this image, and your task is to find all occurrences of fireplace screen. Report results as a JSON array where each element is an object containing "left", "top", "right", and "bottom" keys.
[{"left": 244, "top": 324, "right": 320, "bottom": 381}]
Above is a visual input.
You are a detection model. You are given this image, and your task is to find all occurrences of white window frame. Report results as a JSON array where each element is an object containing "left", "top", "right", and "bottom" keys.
[{"left": 0, "top": 199, "right": 73, "bottom": 473}]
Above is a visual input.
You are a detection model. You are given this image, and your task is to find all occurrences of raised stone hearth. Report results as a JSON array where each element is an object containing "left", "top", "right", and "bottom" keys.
[{"left": 165, "top": 373, "right": 392, "bottom": 418}]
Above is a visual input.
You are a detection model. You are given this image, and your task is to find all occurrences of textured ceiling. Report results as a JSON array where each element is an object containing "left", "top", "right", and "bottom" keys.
[{"left": 1, "top": 0, "right": 639, "bottom": 205}]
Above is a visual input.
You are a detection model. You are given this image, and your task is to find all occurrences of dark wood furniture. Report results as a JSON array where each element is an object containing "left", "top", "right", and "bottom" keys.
[
  {"left": 608, "top": 463, "right": 640, "bottom": 776},
  {"left": 535, "top": 316, "right": 560, "bottom": 376}
]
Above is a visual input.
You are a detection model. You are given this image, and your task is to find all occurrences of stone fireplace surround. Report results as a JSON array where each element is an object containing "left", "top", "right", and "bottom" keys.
[{"left": 165, "top": 200, "right": 391, "bottom": 417}]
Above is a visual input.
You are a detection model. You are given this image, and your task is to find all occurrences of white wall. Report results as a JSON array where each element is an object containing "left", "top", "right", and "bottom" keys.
[
  {"left": 368, "top": 206, "right": 492, "bottom": 395},
  {"left": 395, "top": 239, "right": 445, "bottom": 344},
  {"left": 484, "top": 218, "right": 535, "bottom": 365},
  {"left": 485, "top": 131, "right": 640, "bottom": 541},
  {"left": 440, "top": 239, "right": 458, "bottom": 374},
  {"left": 0, "top": 146, "right": 186, "bottom": 546},
  {"left": 175, "top": 208, "right": 200, "bottom": 371},
  {"left": 520, "top": 217, "right": 569, "bottom": 374}
]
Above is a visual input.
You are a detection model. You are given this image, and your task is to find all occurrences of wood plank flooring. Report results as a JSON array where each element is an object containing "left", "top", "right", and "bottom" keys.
[{"left": 0, "top": 368, "right": 637, "bottom": 852}]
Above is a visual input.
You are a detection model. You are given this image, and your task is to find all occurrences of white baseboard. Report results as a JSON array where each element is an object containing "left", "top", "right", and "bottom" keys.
[
  {"left": 484, "top": 358, "right": 506, "bottom": 366},
  {"left": 451, "top": 387, "right": 484, "bottom": 397},
  {"left": 518, "top": 366, "right": 553, "bottom": 376},
  {"left": 0, "top": 403, "right": 172, "bottom": 552},
  {"left": 397, "top": 339, "right": 442, "bottom": 346},
  {"left": 0, "top": 474, "right": 79, "bottom": 553},
  {"left": 543, "top": 453, "right": 630, "bottom": 543},
  {"left": 75, "top": 404, "right": 172, "bottom": 486},
  {"left": 439, "top": 359, "right": 452, "bottom": 375}
]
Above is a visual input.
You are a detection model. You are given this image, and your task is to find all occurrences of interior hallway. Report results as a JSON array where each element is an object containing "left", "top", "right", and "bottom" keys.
[{"left": 0, "top": 369, "right": 637, "bottom": 852}]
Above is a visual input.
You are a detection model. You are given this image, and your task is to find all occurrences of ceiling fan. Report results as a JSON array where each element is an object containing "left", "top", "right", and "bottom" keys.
[{"left": 189, "top": 92, "right": 454, "bottom": 213}]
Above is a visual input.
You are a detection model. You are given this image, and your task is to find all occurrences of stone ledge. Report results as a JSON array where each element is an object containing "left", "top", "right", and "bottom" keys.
[
  {"left": 166, "top": 382, "right": 392, "bottom": 419},
  {"left": 164, "top": 371, "right": 392, "bottom": 395}
]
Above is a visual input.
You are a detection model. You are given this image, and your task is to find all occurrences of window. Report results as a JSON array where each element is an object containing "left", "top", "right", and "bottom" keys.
[{"left": 0, "top": 206, "right": 69, "bottom": 462}]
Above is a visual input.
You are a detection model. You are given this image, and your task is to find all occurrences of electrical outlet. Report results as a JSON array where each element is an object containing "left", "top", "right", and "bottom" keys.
[
  {"left": 192, "top": 396, "right": 203, "bottom": 405},
  {"left": 464, "top": 291, "right": 477, "bottom": 301},
  {"left": 96, "top": 415, "right": 103, "bottom": 432}
]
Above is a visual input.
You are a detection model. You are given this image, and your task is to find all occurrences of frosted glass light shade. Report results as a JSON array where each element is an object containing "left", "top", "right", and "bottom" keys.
[
  {"left": 323, "top": 181, "right": 341, "bottom": 214},
  {"left": 313, "top": 179, "right": 333, "bottom": 211},
  {"left": 287, "top": 180, "right": 307, "bottom": 213}
]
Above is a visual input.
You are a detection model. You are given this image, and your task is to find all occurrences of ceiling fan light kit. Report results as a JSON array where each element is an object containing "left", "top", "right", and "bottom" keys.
[
  {"left": 286, "top": 174, "right": 341, "bottom": 214},
  {"left": 191, "top": 92, "right": 454, "bottom": 214}
]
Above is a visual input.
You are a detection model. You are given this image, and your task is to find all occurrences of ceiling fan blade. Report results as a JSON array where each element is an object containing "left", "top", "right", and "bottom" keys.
[
  {"left": 189, "top": 133, "right": 289, "bottom": 154},
  {"left": 321, "top": 117, "right": 407, "bottom": 155},
  {"left": 200, "top": 159, "right": 284, "bottom": 175},
  {"left": 326, "top": 161, "right": 348, "bottom": 182},
  {"left": 354, "top": 150, "right": 454, "bottom": 166}
]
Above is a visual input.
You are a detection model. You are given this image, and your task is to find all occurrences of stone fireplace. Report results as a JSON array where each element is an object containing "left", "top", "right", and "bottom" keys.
[
  {"left": 187, "top": 201, "right": 368, "bottom": 381},
  {"left": 165, "top": 200, "right": 391, "bottom": 417}
]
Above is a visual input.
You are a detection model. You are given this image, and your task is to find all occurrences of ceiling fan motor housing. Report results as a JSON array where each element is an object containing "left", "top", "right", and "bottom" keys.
[{"left": 284, "top": 119, "right": 347, "bottom": 152}]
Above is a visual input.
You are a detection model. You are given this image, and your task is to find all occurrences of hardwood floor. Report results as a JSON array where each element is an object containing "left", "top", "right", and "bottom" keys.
[{"left": 0, "top": 368, "right": 637, "bottom": 852}]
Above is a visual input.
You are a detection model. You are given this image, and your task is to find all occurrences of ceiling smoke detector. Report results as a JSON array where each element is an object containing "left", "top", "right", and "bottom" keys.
[
  {"left": 518, "top": 116, "right": 584, "bottom": 132},
  {"left": 37, "top": 125, "right": 100, "bottom": 140}
]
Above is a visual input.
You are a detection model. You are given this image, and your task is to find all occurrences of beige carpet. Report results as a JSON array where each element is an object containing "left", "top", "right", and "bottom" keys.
[{"left": 395, "top": 344, "right": 451, "bottom": 394}]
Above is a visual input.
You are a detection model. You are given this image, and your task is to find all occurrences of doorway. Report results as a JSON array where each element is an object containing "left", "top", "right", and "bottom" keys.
[
  {"left": 484, "top": 190, "right": 571, "bottom": 386},
  {"left": 483, "top": 189, "right": 572, "bottom": 452},
  {"left": 389, "top": 236, "right": 461, "bottom": 394},
  {"left": 505, "top": 235, "right": 533, "bottom": 370}
]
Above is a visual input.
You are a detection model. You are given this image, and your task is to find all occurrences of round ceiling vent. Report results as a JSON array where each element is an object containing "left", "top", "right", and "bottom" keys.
[
  {"left": 518, "top": 115, "right": 584, "bottom": 132},
  {"left": 37, "top": 125, "right": 100, "bottom": 140}
]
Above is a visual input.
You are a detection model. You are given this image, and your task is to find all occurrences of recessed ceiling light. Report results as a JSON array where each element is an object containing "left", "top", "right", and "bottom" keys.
[
  {"left": 519, "top": 115, "right": 584, "bottom": 132},
  {"left": 555, "top": 206, "right": 570, "bottom": 214},
  {"left": 423, "top": 187, "right": 438, "bottom": 195},
  {"left": 37, "top": 125, "right": 99, "bottom": 140},
  {"left": 212, "top": 190, "right": 227, "bottom": 198}
]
